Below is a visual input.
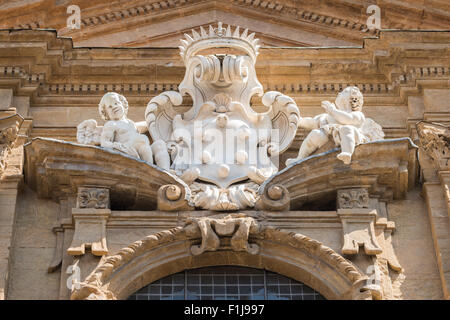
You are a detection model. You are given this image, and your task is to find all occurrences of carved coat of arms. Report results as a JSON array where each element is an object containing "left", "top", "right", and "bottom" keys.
[
  {"left": 144, "top": 22, "right": 300, "bottom": 210},
  {"left": 76, "top": 22, "right": 384, "bottom": 211}
]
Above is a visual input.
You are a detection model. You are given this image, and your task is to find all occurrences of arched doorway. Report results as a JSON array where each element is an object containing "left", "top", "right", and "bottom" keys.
[{"left": 127, "top": 266, "right": 325, "bottom": 300}]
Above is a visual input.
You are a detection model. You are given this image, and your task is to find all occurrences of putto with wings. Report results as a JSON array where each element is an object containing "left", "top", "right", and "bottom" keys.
[{"left": 77, "top": 22, "right": 301, "bottom": 210}]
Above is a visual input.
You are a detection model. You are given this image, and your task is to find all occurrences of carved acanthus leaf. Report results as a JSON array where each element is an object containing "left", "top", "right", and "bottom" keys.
[
  {"left": 189, "top": 182, "right": 260, "bottom": 211},
  {"left": 0, "top": 114, "right": 23, "bottom": 177},
  {"left": 77, "top": 187, "right": 110, "bottom": 209},
  {"left": 337, "top": 188, "right": 369, "bottom": 209},
  {"left": 416, "top": 121, "right": 450, "bottom": 170}
]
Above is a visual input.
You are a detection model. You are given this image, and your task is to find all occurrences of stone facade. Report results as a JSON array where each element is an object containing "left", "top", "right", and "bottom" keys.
[{"left": 0, "top": 1, "right": 449, "bottom": 300}]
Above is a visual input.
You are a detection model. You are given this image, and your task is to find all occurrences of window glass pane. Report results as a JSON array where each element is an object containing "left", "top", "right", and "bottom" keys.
[{"left": 128, "top": 266, "right": 325, "bottom": 300}]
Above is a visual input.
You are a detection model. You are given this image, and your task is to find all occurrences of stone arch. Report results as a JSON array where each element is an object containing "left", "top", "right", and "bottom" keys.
[{"left": 71, "top": 220, "right": 367, "bottom": 300}]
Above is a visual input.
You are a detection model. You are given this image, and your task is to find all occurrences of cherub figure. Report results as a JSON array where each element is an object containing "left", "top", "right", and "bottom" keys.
[
  {"left": 77, "top": 92, "right": 154, "bottom": 164},
  {"left": 286, "top": 86, "right": 384, "bottom": 166},
  {"left": 98, "top": 92, "right": 155, "bottom": 163}
]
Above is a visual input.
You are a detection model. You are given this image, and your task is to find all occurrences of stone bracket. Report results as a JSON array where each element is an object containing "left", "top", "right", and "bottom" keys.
[
  {"left": 184, "top": 214, "right": 260, "bottom": 255},
  {"left": 48, "top": 226, "right": 64, "bottom": 273},
  {"left": 338, "top": 208, "right": 382, "bottom": 255},
  {"left": 256, "top": 184, "right": 290, "bottom": 211},
  {"left": 67, "top": 208, "right": 111, "bottom": 256},
  {"left": 157, "top": 184, "right": 193, "bottom": 211},
  {"left": 68, "top": 187, "right": 111, "bottom": 256}
]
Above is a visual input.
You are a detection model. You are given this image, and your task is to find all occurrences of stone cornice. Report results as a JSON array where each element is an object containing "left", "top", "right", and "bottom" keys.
[
  {"left": 1, "top": 0, "right": 377, "bottom": 46},
  {"left": 24, "top": 137, "right": 191, "bottom": 210},
  {"left": 259, "top": 138, "right": 418, "bottom": 210},
  {"left": 0, "top": 30, "right": 448, "bottom": 101},
  {"left": 3, "top": 0, "right": 449, "bottom": 47}
]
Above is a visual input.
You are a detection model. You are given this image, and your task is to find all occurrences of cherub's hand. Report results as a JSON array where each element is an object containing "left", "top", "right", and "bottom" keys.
[{"left": 321, "top": 101, "right": 336, "bottom": 114}]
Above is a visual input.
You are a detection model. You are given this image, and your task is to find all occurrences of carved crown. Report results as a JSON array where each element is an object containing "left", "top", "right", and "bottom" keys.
[{"left": 178, "top": 22, "right": 260, "bottom": 64}]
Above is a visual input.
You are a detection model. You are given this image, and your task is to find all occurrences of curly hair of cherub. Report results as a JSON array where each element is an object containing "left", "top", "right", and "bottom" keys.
[
  {"left": 98, "top": 92, "right": 129, "bottom": 120},
  {"left": 335, "top": 86, "right": 363, "bottom": 112}
]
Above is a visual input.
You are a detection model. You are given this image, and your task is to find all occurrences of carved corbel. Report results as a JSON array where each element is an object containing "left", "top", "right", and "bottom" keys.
[
  {"left": 67, "top": 187, "right": 111, "bottom": 256},
  {"left": 157, "top": 184, "right": 193, "bottom": 211},
  {"left": 184, "top": 214, "right": 260, "bottom": 255},
  {"left": 337, "top": 188, "right": 382, "bottom": 255},
  {"left": 256, "top": 184, "right": 290, "bottom": 211}
]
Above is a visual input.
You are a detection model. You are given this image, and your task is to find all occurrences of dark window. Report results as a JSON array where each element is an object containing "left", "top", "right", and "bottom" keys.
[{"left": 128, "top": 266, "right": 325, "bottom": 300}]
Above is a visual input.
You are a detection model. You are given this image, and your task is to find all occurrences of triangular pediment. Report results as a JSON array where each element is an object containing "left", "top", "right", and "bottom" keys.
[{"left": 1, "top": 0, "right": 448, "bottom": 48}]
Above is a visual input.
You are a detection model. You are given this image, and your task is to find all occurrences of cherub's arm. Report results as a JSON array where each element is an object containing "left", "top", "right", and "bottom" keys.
[
  {"left": 134, "top": 121, "right": 148, "bottom": 134},
  {"left": 322, "top": 101, "right": 365, "bottom": 126},
  {"left": 298, "top": 117, "right": 320, "bottom": 130},
  {"left": 100, "top": 122, "right": 116, "bottom": 149}
]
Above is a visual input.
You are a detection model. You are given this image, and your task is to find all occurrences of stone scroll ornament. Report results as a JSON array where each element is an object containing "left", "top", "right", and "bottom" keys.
[
  {"left": 184, "top": 214, "right": 260, "bottom": 255},
  {"left": 286, "top": 86, "right": 385, "bottom": 166}
]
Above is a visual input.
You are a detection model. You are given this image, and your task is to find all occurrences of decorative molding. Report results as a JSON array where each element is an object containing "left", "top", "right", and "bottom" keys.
[
  {"left": 256, "top": 184, "right": 290, "bottom": 211},
  {"left": 233, "top": 0, "right": 378, "bottom": 36},
  {"left": 41, "top": 82, "right": 179, "bottom": 95},
  {"left": 337, "top": 188, "right": 369, "bottom": 209},
  {"left": 38, "top": 82, "right": 396, "bottom": 96},
  {"left": 184, "top": 214, "right": 260, "bottom": 255},
  {"left": 71, "top": 222, "right": 365, "bottom": 300},
  {"left": 77, "top": 187, "right": 110, "bottom": 209},
  {"left": 157, "top": 184, "right": 193, "bottom": 211},
  {"left": 52, "top": 0, "right": 378, "bottom": 39},
  {"left": 0, "top": 66, "right": 43, "bottom": 84},
  {"left": 337, "top": 208, "right": 382, "bottom": 255},
  {"left": 391, "top": 67, "right": 450, "bottom": 89},
  {"left": 188, "top": 182, "right": 260, "bottom": 211}
]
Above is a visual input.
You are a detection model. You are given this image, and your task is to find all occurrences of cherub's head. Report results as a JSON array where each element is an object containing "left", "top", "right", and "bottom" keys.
[
  {"left": 98, "top": 92, "right": 129, "bottom": 121},
  {"left": 335, "top": 86, "right": 364, "bottom": 112}
]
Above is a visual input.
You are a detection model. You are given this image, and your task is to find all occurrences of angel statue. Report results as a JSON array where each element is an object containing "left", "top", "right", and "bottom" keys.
[
  {"left": 286, "top": 86, "right": 384, "bottom": 166},
  {"left": 77, "top": 92, "right": 170, "bottom": 169}
]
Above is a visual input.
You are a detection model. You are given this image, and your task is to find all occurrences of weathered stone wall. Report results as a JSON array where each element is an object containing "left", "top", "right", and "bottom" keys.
[
  {"left": 388, "top": 188, "right": 444, "bottom": 299},
  {"left": 5, "top": 185, "right": 444, "bottom": 299},
  {"left": 0, "top": 19, "right": 448, "bottom": 299},
  {"left": 6, "top": 186, "right": 60, "bottom": 300}
]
